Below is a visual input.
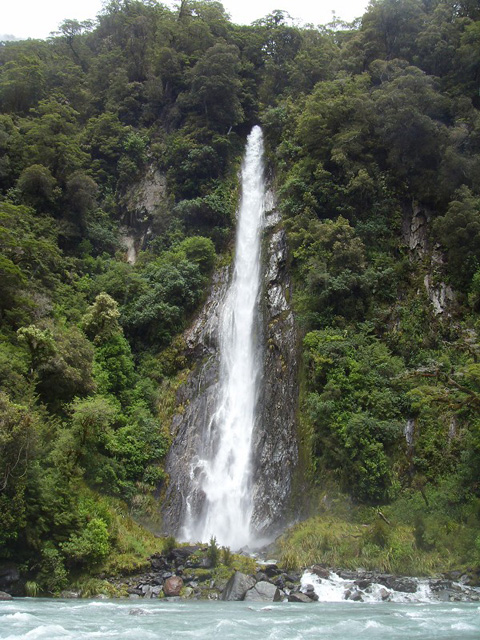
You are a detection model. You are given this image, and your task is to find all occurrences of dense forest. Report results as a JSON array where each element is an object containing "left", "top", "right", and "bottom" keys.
[{"left": 1, "top": 0, "right": 480, "bottom": 593}]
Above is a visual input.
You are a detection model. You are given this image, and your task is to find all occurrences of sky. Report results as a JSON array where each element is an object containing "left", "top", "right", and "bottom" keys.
[{"left": 1, "top": 0, "right": 371, "bottom": 40}]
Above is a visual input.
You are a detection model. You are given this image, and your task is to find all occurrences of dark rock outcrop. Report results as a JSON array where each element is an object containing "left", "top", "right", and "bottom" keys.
[
  {"left": 377, "top": 575, "right": 417, "bottom": 593},
  {"left": 162, "top": 266, "right": 229, "bottom": 534},
  {"left": 251, "top": 224, "right": 299, "bottom": 538},
  {"left": 0, "top": 564, "right": 23, "bottom": 596}
]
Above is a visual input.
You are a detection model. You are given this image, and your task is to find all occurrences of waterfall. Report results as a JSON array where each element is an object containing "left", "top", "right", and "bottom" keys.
[{"left": 182, "top": 126, "right": 265, "bottom": 549}]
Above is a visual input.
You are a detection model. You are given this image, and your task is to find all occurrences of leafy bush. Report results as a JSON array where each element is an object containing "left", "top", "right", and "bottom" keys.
[{"left": 61, "top": 518, "right": 111, "bottom": 566}]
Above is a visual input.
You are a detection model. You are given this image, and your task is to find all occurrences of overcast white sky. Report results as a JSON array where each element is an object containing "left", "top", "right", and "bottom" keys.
[{"left": 2, "top": 0, "right": 370, "bottom": 40}]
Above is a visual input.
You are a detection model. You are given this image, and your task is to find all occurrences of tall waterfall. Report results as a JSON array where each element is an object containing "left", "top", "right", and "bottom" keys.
[{"left": 182, "top": 126, "right": 265, "bottom": 549}]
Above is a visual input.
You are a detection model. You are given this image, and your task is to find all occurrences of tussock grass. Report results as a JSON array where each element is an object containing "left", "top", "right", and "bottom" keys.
[
  {"left": 92, "top": 496, "right": 166, "bottom": 576},
  {"left": 278, "top": 515, "right": 453, "bottom": 575}
]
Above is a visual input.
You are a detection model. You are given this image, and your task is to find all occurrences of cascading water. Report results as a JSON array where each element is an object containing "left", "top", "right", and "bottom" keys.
[{"left": 181, "top": 126, "right": 265, "bottom": 549}]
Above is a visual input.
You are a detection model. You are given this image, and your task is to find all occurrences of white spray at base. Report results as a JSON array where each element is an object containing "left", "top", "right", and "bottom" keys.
[
  {"left": 182, "top": 126, "right": 266, "bottom": 550},
  {"left": 300, "top": 572, "right": 437, "bottom": 603}
]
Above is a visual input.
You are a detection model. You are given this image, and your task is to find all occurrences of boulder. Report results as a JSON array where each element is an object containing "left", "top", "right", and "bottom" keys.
[
  {"left": 264, "top": 564, "right": 281, "bottom": 578},
  {"left": 338, "top": 570, "right": 358, "bottom": 580},
  {"left": 355, "top": 579, "right": 372, "bottom": 590},
  {"left": 345, "top": 589, "right": 363, "bottom": 602},
  {"left": 288, "top": 591, "right": 312, "bottom": 603},
  {"left": 378, "top": 576, "right": 417, "bottom": 593},
  {"left": 221, "top": 571, "right": 256, "bottom": 601},
  {"left": 311, "top": 565, "right": 330, "bottom": 579},
  {"left": 150, "top": 555, "right": 168, "bottom": 571},
  {"left": 303, "top": 584, "right": 319, "bottom": 601},
  {"left": 379, "top": 588, "right": 391, "bottom": 601},
  {"left": 142, "top": 585, "right": 162, "bottom": 598},
  {"left": 273, "top": 576, "right": 286, "bottom": 590},
  {"left": 168, "top": 546, "right": 201, "bottom": 566},
  {"left": 0, "top": 591, "right": 13, "bottom": 600},
  {"left": 244, "top": 581, "right": 282, "bottom": 602},
  {"left": 164, "top": 576, "right": 183, "bottom": 597}
]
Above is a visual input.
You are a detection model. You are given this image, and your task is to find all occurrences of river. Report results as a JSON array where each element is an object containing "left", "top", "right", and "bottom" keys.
[{"left": 1, "top": 598, "right": 479, "bottom": 639}]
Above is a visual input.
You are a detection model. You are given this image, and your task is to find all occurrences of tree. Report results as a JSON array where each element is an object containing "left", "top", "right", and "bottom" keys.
[
  {"left": 16, "top": 164, "right": 60, "bottom": 212},
  {"left": 22, "top": 99, "right": 87, "bottom": 182},
  {"left": 0, "top": 55, "right": 46, "bottom": 113},
  {"left": 0, "top": 392, "right": 37, "bottom": 545},
  {"left": 361, "top": 0, "right": 426, "bottom": 63},
  {"left": 82, "top": 293, "right": 121, "bottom": 344},
  {"left": 433, "top": 186, "right": 480, "bottom": 289},
  {"left": 187, "top": 42, "right": 244, "bottom": 130},
  {"left": 56, "top": 19, "right": 94, "bottom": 72}
]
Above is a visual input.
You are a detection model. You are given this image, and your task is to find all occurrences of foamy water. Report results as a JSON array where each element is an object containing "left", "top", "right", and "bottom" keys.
[
  {"left": 1, "top": 598, "right": 479, "bottom": 640},
  {"left": 301, "top": 571, "right": 437, "bottom": 603}
]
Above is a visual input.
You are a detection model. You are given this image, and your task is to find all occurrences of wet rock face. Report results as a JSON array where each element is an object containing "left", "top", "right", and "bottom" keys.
[
  {"left": 162, "top": 268, "right": 229, "bottom": 535},
  {"left": 402, "top": 201, "right": 456, "bottom": 317},
  {"left": 251, "top": 227, "right": 299, "bottom": 538},
  {"left": 162, "top": 214, "right": 298, "bottom": 542}
]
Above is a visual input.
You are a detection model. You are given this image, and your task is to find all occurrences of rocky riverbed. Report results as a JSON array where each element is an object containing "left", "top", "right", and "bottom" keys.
[
  {"left": 2, "top": 546, "right": 479, "bottom": 603},
  {"left": 77, "top": 547, "right": 480, "bottom": 603}
]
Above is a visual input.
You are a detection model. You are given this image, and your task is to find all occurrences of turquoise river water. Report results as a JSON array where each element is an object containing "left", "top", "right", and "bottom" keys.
[{"left": 1, "top": 598, "right": 479, "bottom": 640}]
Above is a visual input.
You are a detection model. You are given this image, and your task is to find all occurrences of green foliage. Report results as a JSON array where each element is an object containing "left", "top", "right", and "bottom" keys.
[
  {"left": 177, "top": 236, "right": 216, "bottom": 274},
  {"left": 0, "top": 55, "right": 46, "bottom": 113},
  {"left": 82, "top": 293, "right": 121, "bottom": 345},
  {"left": 187, "top": 42, "right": 244, "bottom": 131},
  {"left": 1, "top": 0, "right": 480, "bottom": 584},
  {"left": 278, "top": 512, "right": 445, "bottom": 575},
  {"left": 93, "top": 332, "right": 135, "bottom": 402},
  {"left": 434, "top": 186, "right": 480, "bottom": 290},
  {"left": 0, "top": 392, "right": 38, "bottom": 546},
  {"left": 124, "top": 256, "right": 205, "bottom": 347},
  {"left": 37, "top": 545, "right": 68, "bottom": 595},
  {"left": 163, "top": 535, "right": 177, "bottom": 554},
  {"left": 304, "top": 327, "right": 404, "bottom": 503},
  {"left": 221, "top": 546, "right": 233, "bottom": 567},
  {"left": 61, "top": 518, "right": 111, "bottom": 566},
  {"left": 207, "top": 535, "right": 220, "bottom": 568},
  {"left": 16, "top": 164, "right": 60, "bottom": 211},
  {"left": 24, "top": 581, "right": 40, "bottom": 597}
]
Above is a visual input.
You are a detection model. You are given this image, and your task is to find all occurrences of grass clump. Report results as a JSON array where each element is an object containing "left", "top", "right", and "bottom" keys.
[
  {"left": 73, "top": 578, "right": 127, "bottom": 598},
  {"left": 277, "top": 514, "right": 449, "bottom": 576}
]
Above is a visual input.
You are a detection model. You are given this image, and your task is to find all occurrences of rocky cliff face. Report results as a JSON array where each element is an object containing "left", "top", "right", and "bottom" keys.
[
  {"left": 251, "top": 219, "right": 299, "bottom": 538},
  {"left": 402, "top": 201, "right": 455, "bottom": 316},
  {"left": 162, "top": 204, "right": 298, "bottom": 543},
  {"left": 162, "top": 266, "right": 228, "bottom": 535},
  {"left": 120, "top": 166, "right": 168, "bottom": 264}
]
